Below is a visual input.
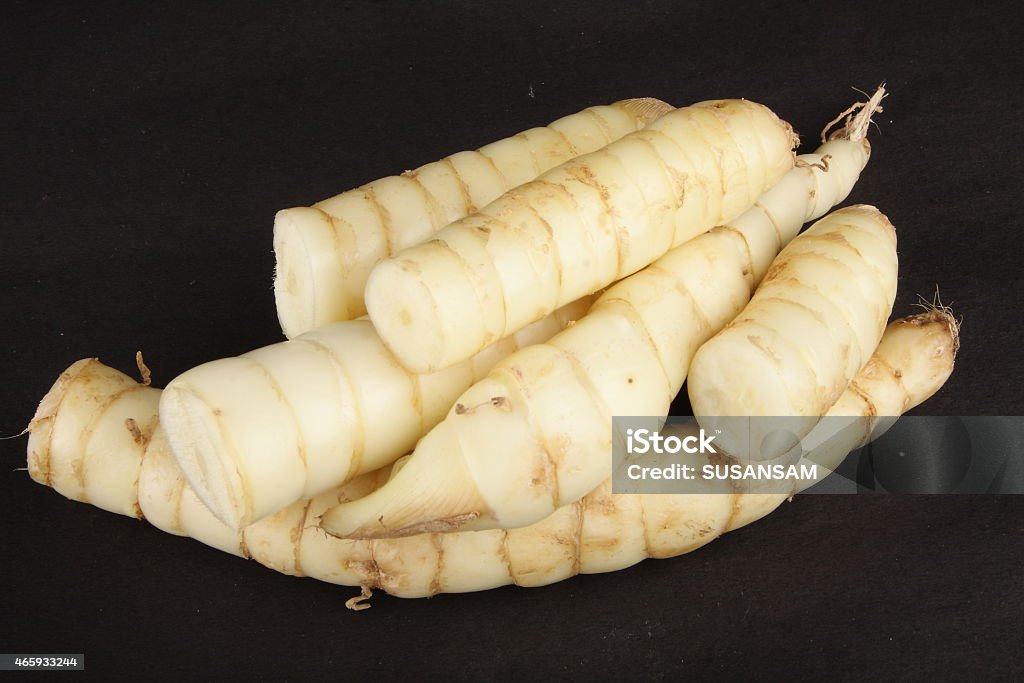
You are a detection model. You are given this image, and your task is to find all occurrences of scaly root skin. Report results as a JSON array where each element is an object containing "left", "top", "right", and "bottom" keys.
[
  {"left": 25, "top": 307, "right": 957, "bottom": 606},
  {"left": 160, "top": 296, "right": 594, "bottom": 531},
  {"left": 320, "top": 95, "right": 881, "bottom": 540},
  {"left": 688, "top": 204, "right": 899, "bottom": 460},
  {"left": 27, "top": 358, "right": 160, "bottom": 517},
  {"left": 365, "top": 99, "right": 799, "bottom": 375},
  {"left": 273, "top": 98, "right": 673, "bottom": 337},
  {"left": 26, "top": 87, "right": 939, "bottom": 607}
]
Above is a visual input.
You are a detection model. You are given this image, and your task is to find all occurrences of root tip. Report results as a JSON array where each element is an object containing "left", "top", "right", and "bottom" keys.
[
  {"left": 822, "top": 84, "right": 887, "bottom": 143},
  {"left": 914, "top": 289, "right": 961, "bottom": 356}
]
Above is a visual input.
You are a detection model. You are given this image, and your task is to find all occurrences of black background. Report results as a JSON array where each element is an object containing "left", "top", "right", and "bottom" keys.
[{"left": 3, "top": 1, "right": 1022, "bottom": 680}]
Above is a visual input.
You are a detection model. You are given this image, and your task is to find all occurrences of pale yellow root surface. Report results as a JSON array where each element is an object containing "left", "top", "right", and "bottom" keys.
[
  {"left": 321, "top": 91, "right": 884, "bottom": 540},
  {"left": 273, "top": 98, "right": 674, "bottom": 337},
  {"left": 688, "top": 204, "right": 899, "bottom": 459},
  {"left": 26, "top": 306, "right": 956, "bottom": 607},
  {"left": 160, "top": 296, "right": 594, "bottom": 531},
  {"left": 365, "top": 98, "right": 798, "bottom": 375}
]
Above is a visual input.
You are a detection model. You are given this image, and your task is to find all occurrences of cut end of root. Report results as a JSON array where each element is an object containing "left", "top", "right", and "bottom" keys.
[
  {"left": 273, "top": 208, "right": 321, "bottom": 339},
  {"left": 363, "top": 257, "right": 449, "bottom": 375},
  {"left": 822, "top": 84, "right": 887, "bottom": 143},
  {"left": 160, "top": 384, "right": 247, "bottom": 530}
]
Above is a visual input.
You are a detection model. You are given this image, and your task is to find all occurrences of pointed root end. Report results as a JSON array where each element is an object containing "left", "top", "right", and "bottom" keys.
[
  {"left": 822, "top": 84, "right": 887, "bottom": 143},
  {"left": 912, "top": 292, "right": 961, "bottom": 357}
]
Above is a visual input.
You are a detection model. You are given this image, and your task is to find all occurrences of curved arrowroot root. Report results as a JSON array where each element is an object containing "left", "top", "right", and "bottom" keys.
[
  {"left": 160, "top": 296, "right": 594, "bottom": 530},
  {"left": 27, "top": 356, "right": 160, "bottom": 518},
  {"left": 274, "top": 97, "right": 674, "bottom": 337},
  {"left": 319, "top": 91, "right": 884, "bottom": 540},
  {"left": 727, "top": 305, "right": 960, "bottom": 527},
  {"left": 688, "top": 204, "right": 899, "bottom": 458},
  {"left": 365, "top": 98, "right": 799, "bottom": 375},
  {"left": 25, "top": 304, "right": 956, "bottom": 606}
]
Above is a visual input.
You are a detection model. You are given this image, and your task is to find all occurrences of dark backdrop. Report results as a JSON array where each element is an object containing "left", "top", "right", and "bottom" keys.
[{"left": 3, "top": 2, "right": 1022, "bottom": 680}]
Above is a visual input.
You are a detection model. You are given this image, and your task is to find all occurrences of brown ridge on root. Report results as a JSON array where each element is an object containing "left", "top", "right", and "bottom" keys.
[
  {"left": 512, "top": 132, "right": 544, "bottom": 176},
  {"left": 128, "top": 413, "right": 161, "bottom": 522},
  {"left": 440, "top": 157, "right": 477, "bottom": 214},
  {"left": 292, "top": 500, "right": 314, "bottom": 576},
  {"left": 361, "top": 185, "right": 395, "bottom": 256},
  {"left": 73, "top": 382, "right": 143, "bottom": 501},
  {"left": 498, "top": 529, "right": 514, "bottom": 584},
  {"left": 237, "top": 534, "right": 252, "bottom": 561},
  {"left": 582, "top": 107, "right": 615, "bottom": 143},
  {"left": 125, "top": 418, "right": 145, "bottom": 445},
  {"left": 428, "top": 533, "right": 445, "bottom": 597},
  {"left": 570, "top": 499, "right": 585, "bottom": 576},
  {"left": 26, "top": 358, "right": 98, "bottom": 435},
  {"left": 403, "top": 172, "right": 449, "bottom": 230}
]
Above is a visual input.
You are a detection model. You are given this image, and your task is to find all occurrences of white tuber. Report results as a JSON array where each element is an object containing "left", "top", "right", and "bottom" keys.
[{"left": 274, "top": 98, "right": 674, "bottom": 337}]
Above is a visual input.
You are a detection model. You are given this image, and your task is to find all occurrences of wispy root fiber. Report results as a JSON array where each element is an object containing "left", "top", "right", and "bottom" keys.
[
  {"left": 914, "top": 288, "right": 961, "bottom": 354},
  {"left": 822, "top": 84, "right": 887, "bottom": 143},
  {"left": 345, "top": 586, "right": 374, "bottom": 611}
]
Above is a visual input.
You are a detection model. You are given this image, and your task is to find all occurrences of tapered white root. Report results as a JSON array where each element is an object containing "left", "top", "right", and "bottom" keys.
[
  {"left": 273, "top": 97, "right": 674, "bottom": 337},
  {"left": 320, "top": 92, "right": 883, "bottom": 539},
  {"left": 688, "top": 204, "right": 899, "bottom": 459},
  {"left": 365, "top": 99, "right": 800, "bottom": 374},
  {"left": 26, "top": 306, "right": 956, "bottom": 605},
  {"left": 27, "top": 358, "right": 160, "bottom": 517},
  {"left": 727, "top": 306, "right": 960, "bottom": 525},
  {"left": 161, "top": 296, "right": 594, "bottom": 530}
]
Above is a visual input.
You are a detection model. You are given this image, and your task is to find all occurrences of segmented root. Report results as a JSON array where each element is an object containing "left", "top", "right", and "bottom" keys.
[
  {"left": 26, "top": 358, "right": 97, "bottom": 434},
  {"left": 29, "top": 304, "right": 958, "bottom": 600},
  {"left": 822, "top": 84, "right": 887, "bottom": 143}
]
